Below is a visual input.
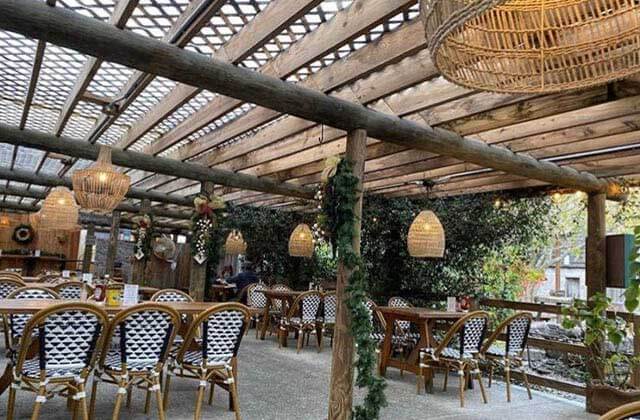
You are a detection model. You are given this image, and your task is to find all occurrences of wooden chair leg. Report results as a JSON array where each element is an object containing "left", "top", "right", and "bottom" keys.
[
  {"left": 521, "top": 368, "right": 532, "bottom": 400},
  {"left": 229, "top": 371, "right": 241, "bottom": 420},
  {"left": 296, "top": 329, "right": 304, "bottom": 353},
  {"left": 443, "top": 365, "right": 449, "bottom": 392},
  {"left": 144, "top": 382, "right": 152, "bottom": 414},
  {"left": 88, "top": 377, "right": 98, "bottom": 420},
  {"left": 416, "top": 363, "right": 422, "bottom": 395},
  {"left": 505, "top": 361, "right": 512, "bottom": 403},
  {"left": 162, "top": 374, "right": 172, "bottom": 409},
  {"left": 208, "top": 378, "right": 215, "bottom": 405},
  {"left": 194, "top": 373, "right": 207, "bottom": 420},
  {"left": 112, "top": 376, "right": 128, "bottom": 420},
  {"left": 7, "top": 384, "right": 17, "bottom": 420},
  {"left": 488, "top": 364, "right": 493, "bottom": 388},
  {"left": 153, "top": 376, "right": 166, "bottom": 420},
  {"left": 458, "top": 368, "right": 465, "bottom": 408},
  {"left": 78, "top": 383, "right": 90, "bottom": 420},
  {"left": 474, "top": 365, "right": 488, "bottom": 404},
  {"left": 127, "top": 383, "right": 133, "bottom": 408},
  {"left": 316, "top": 330, "right": 322, "bottom": 353},
  {"left": 31, "top": 384, "right": 48, "bottom": 420}
]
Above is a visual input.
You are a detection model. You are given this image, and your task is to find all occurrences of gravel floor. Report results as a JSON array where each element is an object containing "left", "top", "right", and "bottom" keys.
[{"left": 0, "top": 331, "right": 596, "bottom": 419}]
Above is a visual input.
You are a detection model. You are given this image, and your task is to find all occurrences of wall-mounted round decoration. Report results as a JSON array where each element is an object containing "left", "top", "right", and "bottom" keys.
[{"left": 12, "top": 224, "right": 35, "bottom": 244}]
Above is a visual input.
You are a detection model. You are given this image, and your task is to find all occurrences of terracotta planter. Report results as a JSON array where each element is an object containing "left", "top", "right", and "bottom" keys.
[{"left": 586, "top": 382, "right": 640, "bottom": 415}]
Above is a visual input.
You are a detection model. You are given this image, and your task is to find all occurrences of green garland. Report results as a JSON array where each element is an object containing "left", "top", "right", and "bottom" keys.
[
  {"left": 133, "top": 214, "right": 154, "bottom": 261},
  {"left": 190, "top": 194, "right": 225, "bottom": 266},
  {"left": 324, "top": 159, "right": 387, "bottom": 419}
]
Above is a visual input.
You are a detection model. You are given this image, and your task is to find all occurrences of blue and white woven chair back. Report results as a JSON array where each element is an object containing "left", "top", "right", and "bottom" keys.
[
  {"left": 0, "top": 279, "right": 23, "bottom": 299},
  {"left": 202, "top": 307, "right": 247, "bottom": 366},
  {"left": 506, "top": 315, "right": 531, "bottom": 356},
  {"left": 153, "top": 290, "right": 191, "bottom": 303},
  {"left": 300, "top": 293, "right": 322, "bottom": 323},
  {"left": 117, "top": 309, "right": 176, "bottom": 369},
  {"left": 248, "top": 283, "right": 268, "bottom": 309},
  {"left": 323, "top": 293, "right": 337, "bottom": 324},
  {"left": 29, "top": 307, "right": 105, "bottom": 378},
  {"left": 461, "top": 315, "right": 488, "bottom": 355},
  {"left": 388, "top": 296, "right": 411, "bottom": 332},
  {"left": 57, "top": 283, "right": 83, "bottom": 300},
  {"left": 8, "top": 287, "right": 59, "bottom": 340}
]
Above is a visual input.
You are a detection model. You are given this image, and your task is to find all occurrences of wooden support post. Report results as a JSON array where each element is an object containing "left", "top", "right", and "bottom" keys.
[
  {"left": 189, "top": 181, "right": 215, "bottom": 301},
  {"left": 105, "top": 210, "right": 121, "bottom": 278},
  {"left": 82, "top": 224, "right": 95, "bottom": 274},
  {"left": 328, "top": 129, "right": 366, "bottom": 420},
  {"left": 586, "top": 193, "right": 607, "bottom": 299}
]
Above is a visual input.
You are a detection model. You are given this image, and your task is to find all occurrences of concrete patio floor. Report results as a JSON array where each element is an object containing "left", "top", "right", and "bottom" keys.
[{"left": 0, "top": 331, "right": 596, "bottom": 419}]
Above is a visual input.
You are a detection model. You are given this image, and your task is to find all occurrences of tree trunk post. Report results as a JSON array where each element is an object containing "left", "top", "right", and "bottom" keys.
[
  {"left": 586, "top": 192, "right": 606, "bottom": 299},
  {"left": 189, "top": 181, "right": 215, "bottom": 301},
  {"left": 105, "top": 210, "right": 121, "bottom": 277},
  {"left": 328, "top": 128, "right": 366, "bottom": 420},
  {"left": 82, "top": 224, "right": 95, "bottom": 274}
]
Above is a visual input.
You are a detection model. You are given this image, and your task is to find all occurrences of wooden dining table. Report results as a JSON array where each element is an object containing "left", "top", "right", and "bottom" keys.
[
  {"left": 376, "top": 306, "right": 465, "bottom": 392},
  {"left": 0, "top": 299, "right": 223, "bottom": 396},
  {"left": 211, "top": 283, "right": 237, "bottom": 301},
  {"left": 259, "top": 289, "right": 302, "bottom": 346}
]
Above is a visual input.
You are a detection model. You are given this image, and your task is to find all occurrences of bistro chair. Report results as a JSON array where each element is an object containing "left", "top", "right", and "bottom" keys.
[
  {"left": 0, "top": 277, "right": 25, "bottom": 298},
  {"left": 90, "top": 303, "right": 180, "bottom": 420},
  {"left": 417, "top": 311, "right": 490, "bottom": 407},
  {"left": 54, "top": 281, "right": 91, "bottom": 300},
  {"left": 479, "top": 312, "right": 533, "bottom": 402},
  {"left": 267, "top": 283, "right": 291, "bottom": 336},
  {"left": 320, "top": 291, "right": 337, "bottom": 348},
  {"left": 0, "top": 271, "right": 24, "bottom": 282},
  {"left": 279, "top": 290, "right": 323, "bottom": 353},
  {"left": 165, "top": 303, "right": 249, "bottom": 420},
  {"left": 151, "top": 288, "right": 194, "bottom": 348},
  {"left": 4, "top": 287, "right": 60, "bottom": 361},
  {"left": 600, "top": 400, "right": 640, "bottom": 420},
  {"left": 387, "top": 296, "right": 420, "bottom": 374},
  {"left": 7, "top": 302, "right": 108, "bottom": 420},
  {"left": 241, "top": 283, "right": 268, "bottom": 338}
]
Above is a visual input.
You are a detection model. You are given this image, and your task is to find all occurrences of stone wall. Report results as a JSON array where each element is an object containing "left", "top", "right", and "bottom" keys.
[{"left": 94, "top": 234, "right": 133, "bottom": 281}]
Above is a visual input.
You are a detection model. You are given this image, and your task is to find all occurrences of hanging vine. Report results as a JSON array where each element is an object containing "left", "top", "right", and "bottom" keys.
[
  {"left": 133, "top": 214, "right": 154, "bottom": 261},
  {"left": 190, "top": 193, "right": 226, "bottom": 265},
  {"left": 322, "top": 158, "right": 387, "bottom": 419}
]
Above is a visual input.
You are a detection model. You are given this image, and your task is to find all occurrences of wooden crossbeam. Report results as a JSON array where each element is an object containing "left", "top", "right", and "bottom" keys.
[
  {"left": 117, "top": 0, "right": 325, "bottom": 151},
  {"left": 0, "top": 124, "right": 314, "bottom": 199},
  {"left": 0, "top": 0, "right": 609, "bottom": 194}
]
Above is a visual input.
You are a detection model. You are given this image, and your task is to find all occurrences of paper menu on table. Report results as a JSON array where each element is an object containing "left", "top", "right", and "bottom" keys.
[
  {"left": 123, "top": 284, "right": 139, "bottom": 306},
  {"left": 62, "top": 270, "right": 70, "bottom": 278},
  {"left": 82, "top": 273, "right": 93, "bottom": 284}
]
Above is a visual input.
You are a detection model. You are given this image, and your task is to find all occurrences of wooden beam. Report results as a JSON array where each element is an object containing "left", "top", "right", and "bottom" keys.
[
  {"left": 0, "top": 124, "right": 314, "bottom": 199},
  {"left": 189, "top": 181, "right": 214, "bottom": 301},
  {"left": 586, "top": 192, "right": 607, "bottom": 299},
  {"left": 0, "top": 0, "right": 608, "bottom": 194},
  {"left": 119, "top": 0, "right": 324, "bottom": 151},
  {"left": 0, "top": 167, "right": 192, "bottom": 207},
  {"left": 53, "top": 0, "right": 139, "bottom": 136},
  {"left": 328, "top": 129, "right": 366, "bottom": 419}
]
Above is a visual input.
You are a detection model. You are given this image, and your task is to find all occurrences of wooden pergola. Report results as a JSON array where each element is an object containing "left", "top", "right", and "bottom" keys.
[{"left": 0, "top": 0, "right": 634, "bottom": 418}]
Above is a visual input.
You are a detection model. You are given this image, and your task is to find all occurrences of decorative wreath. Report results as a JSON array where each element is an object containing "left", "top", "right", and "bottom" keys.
[{"left": 12, "top": 224, "right": 35, "bottom": 244}]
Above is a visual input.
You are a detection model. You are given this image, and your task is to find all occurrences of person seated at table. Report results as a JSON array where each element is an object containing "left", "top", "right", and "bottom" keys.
[{"left": 229, "top": 262, "right": 259, "bottom": 302}]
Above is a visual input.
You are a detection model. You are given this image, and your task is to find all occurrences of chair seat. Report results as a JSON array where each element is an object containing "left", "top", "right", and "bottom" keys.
[
  {"left": 21, "top": 358, "right": 84, "bottom": 380},
  {"left": 286, "top": 317, "right": 316, "bottom": 327},
  {"left": 421, "top": 347, "right": 475, "bottom": 360},
  {"left": 371, "top": 332, "right": 411, "bottom": 345},
  {"left": 104, "top": 351, "right": 159, "bottom": 373},
  {"left": 178, "top": 350, "right": 232, "bottom": 368}
]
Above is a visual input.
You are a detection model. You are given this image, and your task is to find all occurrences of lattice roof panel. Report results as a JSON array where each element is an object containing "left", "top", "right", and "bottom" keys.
[{"left": 0, "top": 32, "right": 35, "bottom": 101}]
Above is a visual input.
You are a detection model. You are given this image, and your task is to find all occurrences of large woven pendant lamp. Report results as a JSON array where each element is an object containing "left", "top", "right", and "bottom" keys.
[
  {"left": 225, "top": 230, "right": 247, "bottom": 255},
  {"left": 72, "top": 146, "right": 130, "bottom": 211},
  {"left": 38, "top": 187, "right": 80, "bottom": 231},
  {"left": 289, "top": 223, "right": 314, "bottom": 258},
  {"left": 421, "top": 0, "right": 640, "bottom": 93},
  {"left": 407, "top": 210, "right": 445, "bottom": 258}
]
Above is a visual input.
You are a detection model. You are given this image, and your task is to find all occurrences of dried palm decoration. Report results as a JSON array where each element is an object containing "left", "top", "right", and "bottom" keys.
[
  {"left": 72, "top": 146, "right": 130, "bottom": 211},
  {"left": 225, "top": 230, "right": 247, "bottom": 255},
  {"left": 289, "top": 223, "right": 314, "bottom": 258},
  {"left": 38, "top": 187, "right": 80, "bottom": 231},
  {"left": 421, "top": 0, "right": 640, "bottom": 93},
  {"left": 407, "top": 210, "right": 445, "bottom": 258}
]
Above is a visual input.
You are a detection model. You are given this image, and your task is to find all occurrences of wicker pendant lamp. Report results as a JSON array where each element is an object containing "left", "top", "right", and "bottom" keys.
[
  {"left": 38, "top": 187, "right": 80, "bottom": 231},
  {"left": 289, "top": 223, "right": 314, "bottom": 258},
  {"left": 225, "top": 230, "right": 247, "bottom": 255},
  {"left": 72, "top": 146, "right": 130, "bottom": 211},
  {"left": 407, "top": 210, "right": 445, "bottom": 258},
  {"left": 421, "top": 0, "right": 640, "bottom": 93}
]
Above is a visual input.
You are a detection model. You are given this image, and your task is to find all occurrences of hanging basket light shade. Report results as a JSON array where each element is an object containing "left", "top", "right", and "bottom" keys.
[
  {"left": 289, "top": 223, "right": 314, "bottom": 258},
  {"left": 38, "top": 187, "right": 80, "bottom": 231},
  {"left": 225, "top": 230, "right": 247, "bottom": 255},
  {"left": 407, "top": 210, "right": 445, "bottom": 258},
  {"left": 71, "top": 146, "right": 130, "bottom": 211},
  {"left": 421, "top": 0, "right": 640, "bottom": 93}
]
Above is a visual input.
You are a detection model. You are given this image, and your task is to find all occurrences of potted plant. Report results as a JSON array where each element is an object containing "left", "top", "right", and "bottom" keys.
[{"left": 562, "top": 226, "right": 640, "bottom": 414}]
